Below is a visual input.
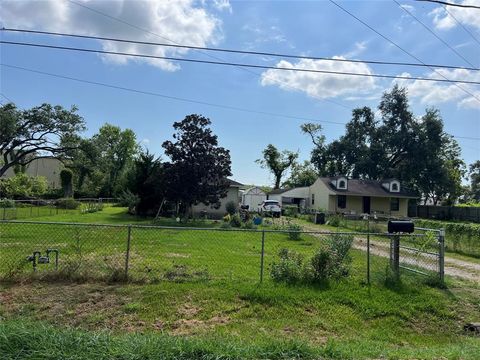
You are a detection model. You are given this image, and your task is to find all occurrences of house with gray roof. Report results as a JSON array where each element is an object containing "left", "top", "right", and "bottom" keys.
[{"left": 308, "top": 176, "right": 417, "bottom": 217}]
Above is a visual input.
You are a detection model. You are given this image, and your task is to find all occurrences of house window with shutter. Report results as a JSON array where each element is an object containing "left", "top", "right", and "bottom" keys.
[
  {"left": 337, "top": 195, "right": 346, "bottom": 209},
  {"left": 311, "top": 193, "right": 315, "bottom": 205}
]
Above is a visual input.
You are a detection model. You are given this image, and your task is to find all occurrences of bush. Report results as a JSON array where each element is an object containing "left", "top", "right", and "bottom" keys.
[
  {"left": 223, "top": 214, "right": 231, "bottom": 222},
  {"left": 327, "top": 214, "right": 342, "bottom": 227},
  {"left": 55, "top": 198, "right": 81, "bottom": 210},
  {"left": 283, "top": 205, "right": 299, "bottom": 218},
  {"left": 287, "top": 223, "right": 302, "bottom": 241},
  {"left": 0, "top": 199, "right": 15, "bottom": 208},
  {"left": 225, "top": 200, "right": 237, "bottom": 216},
  {"left": 220, "top": 221, "right": 231, "bottom": 229},
  {"left": 118, "top": 190, "right": 140, "bottom": 215},
  {"left": 230, "top": 214, "right": 242, "bottom": 228},
  {"left": 0, "top": 173, "right": 47, "bottom": 199},
  {"left": 270, "top": 249, "right": 305, "bottom": 284},
  {"left": 81, "top": 202, "right": 104, "bottom": 214},
  {"left": 270, "top": 234, "right": 353, "bottom": 285},
  {"left": 241, "top": 221, "right": 256, "bottom": 229}
]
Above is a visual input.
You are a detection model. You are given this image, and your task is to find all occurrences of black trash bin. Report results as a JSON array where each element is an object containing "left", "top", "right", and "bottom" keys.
[{"left": 315, "top": 212, "right": 325, "bottom": 225}]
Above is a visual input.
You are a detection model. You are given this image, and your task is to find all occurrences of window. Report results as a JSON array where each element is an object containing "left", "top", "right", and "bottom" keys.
[
  {"left": 391, "top": 183, "right": 399, "bottom": 192},
  {"left": 337, "top": 195, "right": 346, "bottom": 209},
  {"left": 338, "top": 180, "right": 346, "bottom": 189},
  {"left": 390, "top": 198, "right": 400, "bottom": 211},
  {"left": 311, "top": 193, "right": 315, "bottom": 205}
]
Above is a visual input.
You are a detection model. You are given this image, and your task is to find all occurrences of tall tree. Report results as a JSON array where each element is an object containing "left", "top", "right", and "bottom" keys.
[
  {"left": 162, "top": 114, "right": 232, "bottom": 216},
  {"left": 469, "top": 161, "right": 480, "bottom": 202},
  {"left": 303, "top": 86, "right": 466, "bottom": 204},
  {"left": 283, "top": 160, "right": 318, "bottom": 188},
  {"left": 126, "top": 151, "right": 165, "bottom": 215},
  {"left": 91, "top": 124, "right": 138, "bottom": 196},
  {"left": 256, "top": 144, "right": 298, "bottom": 189},
  {"left": 0, "top": 103, "right": 85, "bottom": 177}
]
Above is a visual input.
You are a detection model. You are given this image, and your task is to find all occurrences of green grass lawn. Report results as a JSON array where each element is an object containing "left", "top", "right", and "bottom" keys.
[{"left": 1, "top": 208, "right": 480, "bottom": 359}]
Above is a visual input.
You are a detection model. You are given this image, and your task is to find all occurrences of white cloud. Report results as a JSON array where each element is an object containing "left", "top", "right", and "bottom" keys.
[
  {"left": 211, "top": 0, "right": 232, "bottom": 13},
  {"left": 342, "top": 41, "right": 368, "bottom": 58},
  {"left": 260, "top": 57, "right": 377, "bottom": 99},
  {"left": 392, "top": 69, "right": 480, "bottom": 109},
  {"left": 429, "top": 1, "right": 480, "bottom": 30},
  {"left": 399, "top": 4, "right": 415, "bottom": 12},
  {"left": 0, "top": 0, "right": 224, "bottom": 71}
]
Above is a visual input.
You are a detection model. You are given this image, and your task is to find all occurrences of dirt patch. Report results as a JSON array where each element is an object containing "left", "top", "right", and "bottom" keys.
[
  {"left": 171, "top": 315, "right": 230, "bottom": 335},
  {"left": 165, "top": 253, "right": 190, "bottom": 258},
  {"left": 177, "top": 303, "right": 202, "bottom": 317}
]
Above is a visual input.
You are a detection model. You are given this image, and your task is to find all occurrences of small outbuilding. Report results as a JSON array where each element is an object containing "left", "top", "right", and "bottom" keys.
[{"left": 241, "top": 186, "right": 267, "bottom": 212}]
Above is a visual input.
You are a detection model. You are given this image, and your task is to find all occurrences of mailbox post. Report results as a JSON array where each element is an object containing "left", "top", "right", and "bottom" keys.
[{"left": 387, "top": 220, "right": 414, "bottom": 280}]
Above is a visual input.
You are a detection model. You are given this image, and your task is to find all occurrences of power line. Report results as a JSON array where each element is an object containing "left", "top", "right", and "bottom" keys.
[
  {"left": 3, "top": 63, "right": 479, "bottom": 143},
  {"left": 0, "top": 93, "right": 14, "bottom": 102},
  {"left": 3, "top": 40, "right": 480, "bottom": 85},
  {"left": 3, "top": 27, "right": 480, "bottom": 72},
  {"left": 329, "top": 0, "right": 480, "bottom": 103},
  {"left": 66, "top": 0, "right": 349, "bottom": 110},
  {"left": 394, "top": 0, "right": 476, "bottom": 67},
  {"left": 441, "top": 6, "right": 480, "bottom": 48},
  {"left": 415, "top": 0, "right": 480, "bottom": 10},
  {"left": 0, "top": 63, "right": 346, "bottom": 126}
]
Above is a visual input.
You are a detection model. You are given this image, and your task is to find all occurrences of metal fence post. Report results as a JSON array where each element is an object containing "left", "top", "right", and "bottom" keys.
[
  {"left": 439, "top": 229, "right": 445, "bottom": 284},
  {"left": 260, "top": 230, "right": 265, "bottom": 283},
  {"left": 367, "top": 218, "right": 370, "bottom": 285},
  {"left": 390, "top": 235, "right": 400, "bottom": 280},
  {"left": 125, "top": 224, "right": 132, "bottom": 280}
]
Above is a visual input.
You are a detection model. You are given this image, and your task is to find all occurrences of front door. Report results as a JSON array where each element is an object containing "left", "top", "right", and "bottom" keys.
[{"left": 363, "top": 196, "right": 371, "bottom": 214}]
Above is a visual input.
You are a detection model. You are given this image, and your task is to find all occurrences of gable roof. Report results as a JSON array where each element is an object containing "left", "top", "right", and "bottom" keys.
[
  {"left": 268, "top": 188, "right": 290, "bottom": 195},
  {"left": 320, "top": 177, "right": 417, "bottom": 198},
  {"left": 227, "top": 179, "right": 244, "bottom": 188}
]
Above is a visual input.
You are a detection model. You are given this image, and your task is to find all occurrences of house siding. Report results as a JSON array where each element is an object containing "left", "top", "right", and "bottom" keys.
[
  {"left": 1, "top": 157, "right": 63, "bottom": 188},
  {"left": 192, "top": 187, "right": 240, "bottom": 219},
  {"left": 308, "top": 179, "right": 333, "bottom": 211}
]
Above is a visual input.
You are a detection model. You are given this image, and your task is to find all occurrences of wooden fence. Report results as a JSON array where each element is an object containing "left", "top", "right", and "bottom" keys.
[{"left": 416, "top": 205, "right": 480, "bottom": 223}]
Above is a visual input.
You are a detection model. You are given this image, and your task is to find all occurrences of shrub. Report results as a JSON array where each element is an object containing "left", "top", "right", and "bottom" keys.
[
  {"left": 55, "top": 198, "right": 81, "bottom": 210},
  {"left": 223, "top": 214, "right": 231, "bottom": 222},
  {"left": 230, "top": 214, "right": 242, "bottom": 228},
  {"left": 0, "top": 199, "right": 15, "bottom": 208},
  {"left": 283, "top": 205, "right": 299, "bottom": 218},
  {"left": 287, "top": 223, "right": 303, "bottom": 241},
  {"left": 270, "top": 234, "right": 354, "bottom": 285},
  {"left": 225, "top": 200, "right": 237, "bottom": 216},
  {"left": 118, "top": 190, "right": 140, "bottom": 215},
  {"left": 81, "top": 202, "right": 104, "bottom": 214},
  {"left": 270, "top": 249, "right": 305, "bottom": 284},
  {"left": 327, "top": 214, "right": 342, "bottom": 227},
  {"left": 0, "top": 173, "right": 47, "bottom": 198},
  {"left": 241, "top": 221, "right": 256, "bottom": 229},
  {"left": 220, "top": 221, "right": 231, "bottom": 229}
]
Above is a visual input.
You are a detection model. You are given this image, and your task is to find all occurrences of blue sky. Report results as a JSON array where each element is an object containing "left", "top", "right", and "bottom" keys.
[{"left": 1, "top": 0, "right": 479, "bottom": 186}]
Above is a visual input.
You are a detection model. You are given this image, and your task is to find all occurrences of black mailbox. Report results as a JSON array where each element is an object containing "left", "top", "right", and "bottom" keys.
[{"left": 387, "top": 220, "right": 414, "bottom": 234}]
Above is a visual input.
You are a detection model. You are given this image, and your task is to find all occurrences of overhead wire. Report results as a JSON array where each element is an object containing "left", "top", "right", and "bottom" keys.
[
  {"left": 2, "top": 27, "right": 479, "bottom": 72},
  {"left": 393, "top": 0, "right": 476, "bottom": 67},
  {"left": 66, "top": 0, "right": 350, "bottom": 110},
  {"left": 2, "top": 63, "right": 479, "bottom": 143},
  {"left": 329, "top": 0, "right": 480, "bottom": 103},
  {"left": 0, "top": 63, "right": 346, "bottom": 126},
  {"left": 415, "top": 0, "right": 480, "bottom": 10},
  {"left": 3, "top": 40, "right": 480, "bottom": 85}
]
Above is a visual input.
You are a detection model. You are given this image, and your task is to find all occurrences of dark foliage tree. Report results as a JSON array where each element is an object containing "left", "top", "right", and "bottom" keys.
[
  {"left": 303, "top": 85, "right": 465, "bottom": 204},
  {"left": 256, "top": 144, "right": 298, "bottom": 189},
  {"left": 0, "top": 103, "right": 85, "bottom": 177},
  {"left": 468, "top": 161, "right": 480, "bottom": 202},
  {"left": 162, "top": 114, "right": 232, "bottom": 216},
  {"left": 126, "top": 151, "right": 165, "bottom": 215}
]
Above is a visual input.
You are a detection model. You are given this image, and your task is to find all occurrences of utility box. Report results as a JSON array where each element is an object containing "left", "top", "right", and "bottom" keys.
[
  {"left": 388, "top": 220, "right": 414, "bottom": 234},
  {"left": 315, "top": 212, "right": 325, "bottom": 225}
]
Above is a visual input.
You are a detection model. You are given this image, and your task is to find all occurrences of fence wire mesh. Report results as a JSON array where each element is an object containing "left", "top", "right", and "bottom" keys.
[{"left": 0, "top": 221, "right": 443, "bottom": 285}]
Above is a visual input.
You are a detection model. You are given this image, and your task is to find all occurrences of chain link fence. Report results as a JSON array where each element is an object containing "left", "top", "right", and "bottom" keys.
[
  {"left": 0, "top": 198, "right": 119, "bottom": 220},
  {"left": 0, "top": 220, "right": 444, "bottom": 285}
]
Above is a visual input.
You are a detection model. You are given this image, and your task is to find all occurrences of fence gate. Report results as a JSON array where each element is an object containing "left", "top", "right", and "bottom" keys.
[{"left": 388, "top": 228, "right": 444, "bottom": 283}]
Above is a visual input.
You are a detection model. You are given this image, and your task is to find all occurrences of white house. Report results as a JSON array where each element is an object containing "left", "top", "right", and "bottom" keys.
[
  {"left": 307, "top": 176, "right": 417, "bottom": 217},
  {"left": 267, "top": 186, "right": 310, "bottom": 209},
  {"left": 241, "top": 186, "right": 266, "bottom": 211},
  {"left": 191, "top": 179, "right": 245, "bottom": 218}
]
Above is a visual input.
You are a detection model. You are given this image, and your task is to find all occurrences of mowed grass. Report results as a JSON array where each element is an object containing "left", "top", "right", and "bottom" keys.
[{"left": 1, "top": 208, "right": 480, "bottom": 359}]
